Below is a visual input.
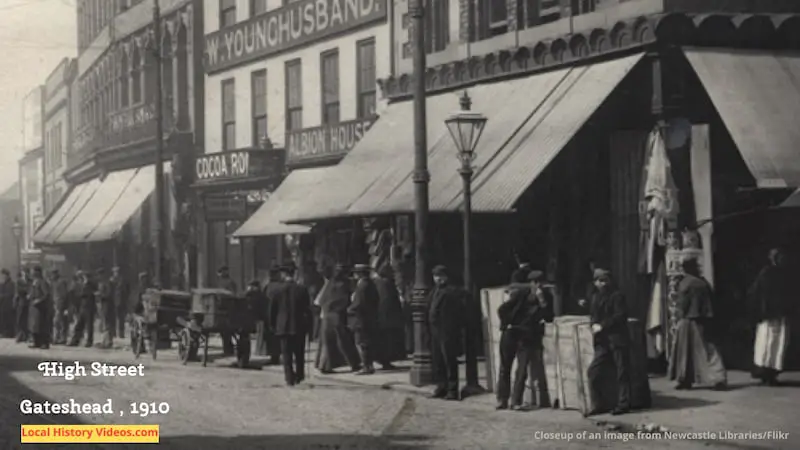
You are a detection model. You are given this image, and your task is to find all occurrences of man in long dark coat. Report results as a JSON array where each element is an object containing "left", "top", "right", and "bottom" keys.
[
  {"left": 28, "top": 266, "right": 51, "bottom": 349},
  {"left": 315, "top": 264, "right": 361, "bottom": 374},
  {"left": 428, "top": 265, "right": 466, "bottom": 401},
  {"left": 218, "top": 266, "right": 237, "bottom": 356},
  {"left": 373, "top": 265, "right": 405, "bottom": 370},
  {"left": 14, "top": 269, "right": 30, "bottom": 343},
  {"left": 260, "top": 266, "right": 282, "bottom": 365},
  {"left": 0, "top": 269, "right": 15, "bottom": 338},
  {"left": 348, "top": 264, "right": 380, "bottom": 375},
  {"left": 69, "top": 271, "right": 96, "bottom": 347},
  {"left": 50, "top": 269, "right": 70, "bottom": 345},
  {"left": 269, "top": 264, "right": 311, "bottom": 386},
  {"left": 668, "top": 258, "right": 727, "bottom": 390},
  {"left": 580, "top": 269, "right": 631, "bottom": 416},
  {"left": 110, "top": 266, "right": 129, "bottom": 339},
  {"left": 95, "top": 268, "right": 114, "bottom": 349},
  {"left": 748, "top": 248, "right": 794, "bottom": 386}
]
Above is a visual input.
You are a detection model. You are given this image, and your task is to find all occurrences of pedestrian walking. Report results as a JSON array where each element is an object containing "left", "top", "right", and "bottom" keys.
[
  {"left": 218, "top": 266, "right": 237, "bottom": 356},
  {"left": 496, "top": 269, "right": 551, "bottom": 411},
  {"left": 27, "top": 266, "right": 51, "bottom": 349},
  {"left": 68, "top": 271, "right": 96, "bottom": 347},
  {"left": 269, "top": 264, "right": 312, "bottom": 386},
  {"left": 260, "top": 266, "right": 282, "bottom": 365},
  {"left": 580, "top": 268, "right": 632, "bottom": 416},
  {"left": 110, "top": 266, "right": 129, "bottom": 339},
  {"left": 0, "top": 269, "right": 15, "bottom": 338},
  {"left": 14, "top": 269, "right": 30, "bottom": 343},
  {"left": 50, "top": 269, "right": 70, "bottom": 345},
  {"left": 348, "top": 264, "right": 380, "bottom": 375},
  {"left": 374, "top": 265, "right": 405, "bottom": 369},
  {"left": 668, "top": 258, "right": 727, "bottom": 391},
  {"left": 245, "top": 279, "right": 269, "bottom": 359},
  {"left": 428, "top": 265, "right": 466, "bottom": 401},
  {"left": 748, "top": 248, "right": 793, "bottom": 386},
  {"left": 315, "top": 264, "right": 361, "bottom": 374},
  {"left": 95, "top": 268, "right": 114, "bottom": 349}
]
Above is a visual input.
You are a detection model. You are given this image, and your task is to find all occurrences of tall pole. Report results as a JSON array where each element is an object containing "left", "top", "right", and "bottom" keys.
[
  {"left": 459, "top": 165, "right": 484, "bottom": 396},
  {"left": 153, "top": 0, "right": 165, "bottom": 288},
  {"left": 409, "top": 0, "right": 432, "bottom": 387}
]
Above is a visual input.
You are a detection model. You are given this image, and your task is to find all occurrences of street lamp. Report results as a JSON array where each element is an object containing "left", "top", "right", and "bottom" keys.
[
  {"left": 11, "top": 216, "right": 23, "bottom": 273},
  {"left": 445, "top": 91, "right": 487, "bottom": 398}
]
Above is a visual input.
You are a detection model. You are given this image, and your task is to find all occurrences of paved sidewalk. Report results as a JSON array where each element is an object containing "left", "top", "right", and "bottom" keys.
[{"left": 250, "top": 344, "right": 800, "bottom": 450}]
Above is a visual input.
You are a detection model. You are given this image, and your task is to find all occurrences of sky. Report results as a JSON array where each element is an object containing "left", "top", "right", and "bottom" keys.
[{"left": 0, "top": 0, "right": 77, "bottom": 194}]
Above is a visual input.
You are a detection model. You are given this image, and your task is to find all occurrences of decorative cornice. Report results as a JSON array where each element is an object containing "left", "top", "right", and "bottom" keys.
[{"left": 378, "top": 12, "right": 800, "bottom": 100}]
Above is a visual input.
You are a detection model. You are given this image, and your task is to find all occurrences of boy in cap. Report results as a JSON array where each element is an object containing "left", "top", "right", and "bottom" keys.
[
  {"left": 579, "top": 268, "right": 631, "bottom": 415},
  {"left": 428, "top": 265, "right": 466, "bottom": 400}
]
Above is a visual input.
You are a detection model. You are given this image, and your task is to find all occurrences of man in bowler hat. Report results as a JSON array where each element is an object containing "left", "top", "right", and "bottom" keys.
[
  {"left": 428, "top": 265, "right": 466, "bottom": 400},
  {"left": 269, "top": 264, "right": 312, "bottom": 386}
]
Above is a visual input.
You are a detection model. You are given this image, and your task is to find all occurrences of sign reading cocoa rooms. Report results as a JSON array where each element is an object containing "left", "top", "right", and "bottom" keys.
[
  {"left": 287, "top": 117, "right": 376, "bottom": 166},
  {"left": 205, "top": 0, "right": 387, "bottom": 72}
]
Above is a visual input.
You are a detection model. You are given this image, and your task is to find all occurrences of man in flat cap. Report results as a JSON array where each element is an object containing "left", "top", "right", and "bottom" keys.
[
  {"left": 217, "top": 266, "right": 237, "bottom": 355},
  {"left": 110, "top": 266, "right": 129, "bottom": 339},
  {"left": 496, "top": 268, "right": 552, "bottom": 410},
  {"left": 50, "top": 269, "right": 70, "bottom": 345},
  {"left": 69, "top": 270, "right": 97, "bottom": 347},
  {"left": 260, "top": 265, "right": 283, "bottom": 364},
  {"left": 579, "top": 268, "right": 631, "bottom": 415},
  {"left": 269, "top": 264, "right": 312, "bottom": 386},
  {"left": 27, "top": 266, "right": 51, "bottom": 349},
  {"left": 428, "top": 265, "right": 466, "bottom": 400},
  {"left": 347, "top": 264, "right": 380, "bottom": 375}
]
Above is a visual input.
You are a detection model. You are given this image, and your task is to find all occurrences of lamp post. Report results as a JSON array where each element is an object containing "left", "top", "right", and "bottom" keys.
[
  {"left": 11, "top": 216, "right": 23, "bottom": 274},
  {"left": 153, "top": 0, "right": 166, "bottom": 288},
  {"left": 409, "top": 0, "right": 433, "bottom": 387},
  {"left": 445, "top": 91, "right": 488, "bottom": 397}
]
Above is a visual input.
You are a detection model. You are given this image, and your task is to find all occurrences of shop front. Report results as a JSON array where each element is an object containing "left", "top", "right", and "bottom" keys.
[{"left": 191, "top": 147, "right": 285, "bottom": 290}]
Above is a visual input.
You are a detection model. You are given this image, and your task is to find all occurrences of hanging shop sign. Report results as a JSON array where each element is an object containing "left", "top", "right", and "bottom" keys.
[
  {"left": 286, "top": 117, "right": 376, "bottom": 166},
  {"left": 204, "top": 195, "right": 248, "bottom": 222},
  {"left": 194, "top": 149, "right": 285, "bottom": 185},
  {"left": 204, "top": 0, "right": 387, "bottom": 72}
]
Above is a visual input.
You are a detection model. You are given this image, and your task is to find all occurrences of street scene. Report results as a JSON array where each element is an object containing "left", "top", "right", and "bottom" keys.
[{"left": 2, "top": 0, "right": 800, "bottom": 448}]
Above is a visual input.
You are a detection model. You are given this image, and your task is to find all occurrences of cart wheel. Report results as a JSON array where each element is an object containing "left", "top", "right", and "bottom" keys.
[
  {"left": 131, "top": 321, "right": 144, "bottom": 358},
  {"left": 178, "top": 328, "right": 192, "bottom": 365},
  {"left": 236, "top": 333, "right": 251, "bottom": 368},
  {"left": 150, "top": 328, "right": 158, "bottom": 360}
]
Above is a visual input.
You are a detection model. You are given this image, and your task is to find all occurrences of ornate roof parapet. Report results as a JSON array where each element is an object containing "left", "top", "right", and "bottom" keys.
[{"left": 378, "top": 13, "right": 800, "bottom": 101}]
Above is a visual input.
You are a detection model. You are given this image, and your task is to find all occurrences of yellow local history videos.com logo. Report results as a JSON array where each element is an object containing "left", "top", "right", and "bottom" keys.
[{"left": 21, "top": 425, "right": 159, "bottom": 444}]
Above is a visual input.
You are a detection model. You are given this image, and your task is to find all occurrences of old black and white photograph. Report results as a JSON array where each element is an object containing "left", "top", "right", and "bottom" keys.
[{"left": 0, "top": 0, "right": 798, "bottom": 448}]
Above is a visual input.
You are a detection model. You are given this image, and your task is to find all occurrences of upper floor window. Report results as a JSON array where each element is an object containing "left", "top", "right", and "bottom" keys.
[
  {"left": 251, "top": 0, "right": 268, "bottom": 16},
  {"left": 220, "top": 0, "right": 237, "bottom": 28},
  {"left": 320, "top": 50, "right": 340, "bottom": 125},
  {"left": 424, "top": 0, "right": 449, "bottom": 54},
  {"left": 285, "top": 60, "right": 302, "bottom": 131},
  {"left": 251, "top": 70, "right": 268, "bottom": 146},
  {"left": 356, "top": 39, "right": 376, "bottom": 118},
  {"left": 222, "top": 78, "right": 236, "bottom": 151}
]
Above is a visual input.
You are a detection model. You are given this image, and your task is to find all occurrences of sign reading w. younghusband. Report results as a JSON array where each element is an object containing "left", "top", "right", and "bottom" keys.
[
  {"left": 287, "top": 117, "right": 376, "bottom": 166},
  {"left": 205, "top": 0, "right": 387, "bottom": 73}
]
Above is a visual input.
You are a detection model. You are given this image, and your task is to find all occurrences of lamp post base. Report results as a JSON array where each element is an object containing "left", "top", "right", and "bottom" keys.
[
  {"left": 410, "top": 359, "right": 434, "bottom": 387},
  {"left": 461, "top": 384, "right": 487, "bottom": 399}
]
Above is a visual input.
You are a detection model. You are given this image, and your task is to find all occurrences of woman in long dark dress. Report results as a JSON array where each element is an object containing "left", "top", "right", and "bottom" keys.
[{"left": 315, "top": 265, "right": 361, "bottom": 373}]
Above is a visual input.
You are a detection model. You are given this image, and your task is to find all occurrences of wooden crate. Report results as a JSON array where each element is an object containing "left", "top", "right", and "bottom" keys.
[
  {"left": 549, "top": 316, "right": 591, "bottom": 410},
  {"left": 481, "top": 287, "right": 511, "bottom": 393}
]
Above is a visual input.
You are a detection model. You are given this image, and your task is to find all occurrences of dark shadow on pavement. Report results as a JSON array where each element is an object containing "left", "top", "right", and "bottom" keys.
[
  {"left": 157, "top": 434, "right": 431, "bottom": 450},
  {"left": 647, "top": 393, "right": 717, "bottom": 411}
]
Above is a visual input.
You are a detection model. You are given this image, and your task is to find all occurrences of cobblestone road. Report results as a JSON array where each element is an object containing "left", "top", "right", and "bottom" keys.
[{"left": 0, "top": 338, "right": 770, "bottom": 449}]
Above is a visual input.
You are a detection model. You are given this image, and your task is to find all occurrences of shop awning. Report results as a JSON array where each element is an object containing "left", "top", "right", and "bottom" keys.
[
  {"left": 232, "top": 168, "right": 329, "bottom": 237},
  {"left": 283, "top": 53, "right": 643, "bottom": 223},
  {"left": 781, "top": 188, "right": 800, "bottom": 208},
  {"left": 685, "top": 49, "right": 800, "bottom": 188},
  {"left": 33, "top": 162, "right": 171, "bottom": 245}
]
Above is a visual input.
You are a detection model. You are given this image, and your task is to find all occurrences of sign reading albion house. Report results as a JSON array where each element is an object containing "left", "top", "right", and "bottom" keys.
[
  {"left": 205, "top": 0, "right": 387, "bottom": 72},
  {"left": 287, "top": 117, "right": 376, "bottom": 166}
]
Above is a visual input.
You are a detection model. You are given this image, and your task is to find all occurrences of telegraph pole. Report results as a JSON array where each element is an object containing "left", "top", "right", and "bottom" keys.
[{"left": 153, "top": 0, "right": 165, "bottom": 288}]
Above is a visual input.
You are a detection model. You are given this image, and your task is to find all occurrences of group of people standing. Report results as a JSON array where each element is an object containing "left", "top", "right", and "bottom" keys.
[
  {"left": 0, "top": 265, "right": 151, "bottom": 350},
  {"left": 239, "top": 263, "right": 407, "bottom": 386}
]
